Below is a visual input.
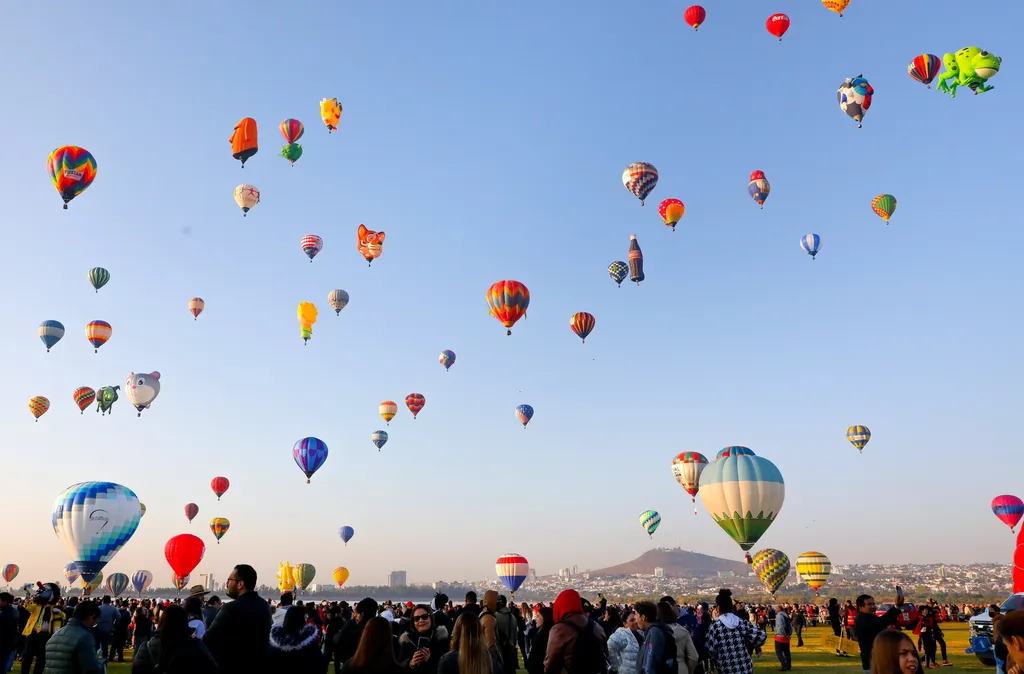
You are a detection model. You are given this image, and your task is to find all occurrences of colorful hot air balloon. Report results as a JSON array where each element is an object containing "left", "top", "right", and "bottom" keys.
[
  {"left": 357, "top": 225, "right": 385, "bottom": 266},
  {"left": 628, "top": 235, "right": 644, "bottom": 285},
  {"left": 64, "top": 563, "right": 81, "bottom": 587},
  {"left": 405, "top": 393, "right": 425, "bottom": 419},
  {"left": 189, "top": 298, "right": 205, "bottom": 320},
  {"left": 569, "top": 312, "right": 596, "bottom": 344},
  {"left": 125, "top": 371, "right": 161, "bottom": 417},
  {"left": 684, "top": 5, "right": 706, "bottom": 31},
  {"left": 211, "top": 477, "right": 230, "bottom": 500},
  {"left": 165, "top": 534, "right": 206, "bottom": 579},
  {"left": 339, "top": 526, "right": 355, "bottom": 545},
  {"left": 88, "top": 267, "right": 110, "bottom": 293},
  {"left": 658, "top": 199, "right": 685, "bottom": 231},
  {"left": 279, "top": 118, "right": 305, "bottom": 166},
  {"left": 328, "top": 289, "right": 350, "bottom": 315},
  {"left": 800, "top": 234, "right": 822, "bottom": 259},
  {"left": 993, "top": 496, "right": 1024, "bottom": 533},
  {"left": 672, "top": 452, "right": 709, "bottom": 514},
  {"left": 796, "top": 552, "right": 832, "bottom": 595},
  {"left": 822, "top": 0, "right": 850, "bottom": 16},
  {"left": 47, "top": 146, "right": 97, "bottom": 209},
  {"left": 52, "top": 482, "right": 142, "bottom": 582},
  {"left": 184, "top": 503, "right": 199, "bottom": 523},
  {"left": 515, "top": 404, "right": 534, "bottom": 428},
  {"left": 1, "top": 565, "right": 19, "bottom": 584},
  {"left": 132, "top": 570, "right": 153, "bottom": 594},
  {"left": 333, "top": 566, "right": 350, "bottom": 587},
  {"left": 321, "top": 98, "right": 343, "bottom": 132},
  {"left": 229, "top": 117, "right": 258, "bottom": 168},
  {"left": 716, "top": 446, "right": 756, "bottom": 459},
  {"left": 439, "top": 350, "right": 456, "bottom": 371},
  {"left": 871, "top": 194, "right": 897, "bottom": 224},
  {"left": 486, "top": 280, "right": 530, "bottom": 336},
  {"left": 371, "top": 430, "right": 388, "bottom": 451},
  {"left": 29, "top": 396, "right": 50, "bottom": 422},
  {"left": 301, "top": 235, "right": 324, "bottom": 262},
  {"left": 699, "top": 452, "right": 785, "bottom": 564},
  {"left": 233, "top": 184, "right": 260, "bottom": 216},
  {"left": 766, "top": 13, "right": 790, "bottom": 40},
  {"left": 294, "top": 563, "right": 316, "bottom": 590},
  {"left": 81, "top": 572, "right": 103, "bottom": 593},
  {"left": 495, "top": 553, "right": 529, "bottom": 597},
  {"left": 379, "top": 401, "right": 398, "bottom": 425},
  {"left": 297, "top": 301, "right": 319, "bottom": 345},
  {"left": 751, "top": 549, "right": 790, "bottom": 596},
  {"left": 106, "top": 572, "right": 129, "bottom": 597},
  {"left": 85, "top": 320, "right": 112, "bottom": 353},
  {"left": 748, "top": 171, "right": 770, "bottom": 208},
  {"left": 622, "top": 162, "right": 658, "bottom": 205},
  {"left": 608, "top": 261, "right": 629, "bottom": 287},
  {"left": 209, "top": 517, "right": 230, "bottom": 544},
  {"left": 172, "top": 574, "right": 190, "bottom": 592},
  {"left": 293, "top": 437, "right": 329, "bottom": 483},
  {"left": 639, "top": 510, "right": 662, "bottom": 537},
  {"left": 909, "top": 54, "right": 942, "bottom": 88},
  {"left": 847, "top": 425, "right": 871, "bottom": 453},
  {"left": 39, "top": 320, "right": 65, "bottom": 352},
  {"left": 96, "top": 385, "right": 119, "bottom": 416},
  {"left": 837, "top": 75, "right": 873, "bottom": 128}
]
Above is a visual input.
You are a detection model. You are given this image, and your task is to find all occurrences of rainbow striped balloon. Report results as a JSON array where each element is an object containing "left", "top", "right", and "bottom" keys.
[{"left": 47, "top": 146, "right": 97, "bottom": 209}]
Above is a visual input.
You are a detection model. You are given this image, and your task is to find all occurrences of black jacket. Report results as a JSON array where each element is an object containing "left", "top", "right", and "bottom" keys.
[
  {"left": 203, "top": 592, "right": 272, "bottom": 674},
  {"left": 397, "top": 625, "right": 450, "bottom": 674},
  {"left": 0, "top": 604, "right": 19, "bottom": 652},
  {"left": 854, "top": 607, "right": 900, "bottom": 670},
  {"left": 334, "top": 618, "right": 366, "bottom": 665},
  {"left": 132, "top": 634, "right": 219, "bottom": 674},
  {"left": 267, "top": 623, "right": 327, "bottom": 674}
]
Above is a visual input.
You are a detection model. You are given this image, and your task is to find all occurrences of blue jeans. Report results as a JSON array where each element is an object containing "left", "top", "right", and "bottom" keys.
[{"left": 2, "top": 650, "right": 14, "bottom": 673}]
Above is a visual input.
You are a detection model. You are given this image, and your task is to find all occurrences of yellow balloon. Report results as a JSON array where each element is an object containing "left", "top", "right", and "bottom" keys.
[
  {"left": 278, "top": 561, "right": 296, "bottom": 593},
  {"left": 297, "top": 301, "right": 319, "bottom": 326},
  {"left": 333, "top": 566, "right": 349, "bottom": 587},
  {"left": 320, "top": 98, "right": 343, "bottom": 132}
]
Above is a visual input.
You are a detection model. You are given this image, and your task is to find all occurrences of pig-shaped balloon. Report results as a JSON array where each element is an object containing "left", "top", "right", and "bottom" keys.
[{"left": 125, "top": 371, "right": 161, "bottom": 417}]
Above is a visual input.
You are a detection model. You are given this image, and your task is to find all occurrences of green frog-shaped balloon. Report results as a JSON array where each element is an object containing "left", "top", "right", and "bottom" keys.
[
  {"left": 96, "top": 385, "right": 120, "bottom": 415},
  {"left": 936, "top": 46, "right": 1001, "bottom": 98}
]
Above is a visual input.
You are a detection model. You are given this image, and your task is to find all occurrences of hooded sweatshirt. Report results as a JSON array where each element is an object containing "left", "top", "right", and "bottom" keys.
[
  {"left": 481, "top": 590, "right": 499, "bottom": 650},
  {"left": 705, "top": 613, "right": 766, "bottom": 674},
  {"left": 543, "top": 589, "right": 607, "bottom": 674}
]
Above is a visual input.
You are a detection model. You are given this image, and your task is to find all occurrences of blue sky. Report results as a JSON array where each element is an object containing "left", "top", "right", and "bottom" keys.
[{"left": 2, "top": 0, "right": 1022, "bottom": 590}]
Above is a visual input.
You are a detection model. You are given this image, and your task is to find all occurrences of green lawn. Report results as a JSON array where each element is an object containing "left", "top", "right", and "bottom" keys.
[{"left": 102, "top": 622, "right": 988, "bottom": 674}]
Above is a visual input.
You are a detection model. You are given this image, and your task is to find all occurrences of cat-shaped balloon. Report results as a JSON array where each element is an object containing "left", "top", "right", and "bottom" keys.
[
  {"left": 125, "top": 371, "right": 161, "bottom": 417},
  {"left": 356, "top": 224, "right": 385, "bottom": 266}
]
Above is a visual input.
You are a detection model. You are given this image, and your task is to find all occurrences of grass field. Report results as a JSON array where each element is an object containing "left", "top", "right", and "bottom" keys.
[{"left": 99, "top": 622, "right": 990, "bottom": 674}]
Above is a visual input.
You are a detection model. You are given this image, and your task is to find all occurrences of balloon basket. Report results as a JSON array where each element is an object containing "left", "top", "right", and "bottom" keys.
[{"left": 63, "top": 204, "right": 68, "bottom": 210}]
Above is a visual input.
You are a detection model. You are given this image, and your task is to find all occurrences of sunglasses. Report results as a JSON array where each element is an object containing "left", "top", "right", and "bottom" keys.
[{"left": 413, "top": 614, "right": 432, "bottom": 622}]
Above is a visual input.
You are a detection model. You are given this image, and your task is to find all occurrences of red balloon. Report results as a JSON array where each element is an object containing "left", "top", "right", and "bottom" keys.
[
  {"left": 684, "top": 5, "right": 706, "bottom": 31},
  {"left": 766, "top": 13, "right": 790, "bottom": 40},
  {"left": 184, "top": 503, "right": 199, "bottom": 523},
  {"left": 211, "top": 476, "right": 230, "bottom": 500},
  {"left": 165, "top": 534, "right": 206, "bottom": 578}
]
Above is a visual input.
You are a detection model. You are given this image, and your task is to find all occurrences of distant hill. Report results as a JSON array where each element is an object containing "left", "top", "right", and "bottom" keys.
[{"left": 587, "top": 548, "right": 751, "bottom": 578}]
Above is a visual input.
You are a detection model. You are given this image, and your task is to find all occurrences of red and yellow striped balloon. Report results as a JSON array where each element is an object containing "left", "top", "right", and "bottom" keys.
[
  {"left": 486, "top": 281, "right": 530, "bottom": 336},
  {"left": 405, "top": 393, "right": 425, "bottom": 419},
  {"left": 73, "top": 387, "right": 96, "bottom": 413},
  {"left": 569, "top": 312, "right": 596, "bottom": 343},
  {"left": 85, "top": 320, "right": 112, "bottom": 352},
  {"left": 29, "top": 396, "right": 50, "bottom": 421},
  {"left": 279, "top": 118, "right": 305, "bottom": 144}
]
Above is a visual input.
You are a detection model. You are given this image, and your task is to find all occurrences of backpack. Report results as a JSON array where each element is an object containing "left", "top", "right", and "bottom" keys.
[
  {"left": 649, "top": 623, "right": 678, "bottom": 674},
  {"left": 562, "top": 618, "right": 607, "bottom": 674}
]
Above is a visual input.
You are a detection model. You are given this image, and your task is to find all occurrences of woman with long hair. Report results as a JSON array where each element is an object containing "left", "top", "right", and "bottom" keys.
[
  {"left": 131, "top": 604, "right": 217, "bottom": 674},
  {"left": 870, "top": 629, "right": 920, "bottom": 674},
  {"left": 439, "top": 612, "right": 502, "bottom": 674},
  {"left": 525, "top": 607, "right": 553, "bottom": 674},
  {"left": 269, "top": 605, "right": 328, "bottom": 673},
  {"left": 342, "top": 616, "right": 404, "bottom": 674}
]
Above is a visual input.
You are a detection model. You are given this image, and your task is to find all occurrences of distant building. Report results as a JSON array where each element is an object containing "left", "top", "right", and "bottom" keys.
[
  {"left": 389, "top": 570, "right": 408, "bottom": 588},
  {"left": 654, "top": 567, "right": 666, "bottom": 578},
  {"left": 938, "top": 564, "right": 946, "bottom": 580},
  {"left": 528, "top": 568, "right": 537, "bottom": 581},
  {"left": 198, "top": 573, "right": 216, "bottom": 591},
  {"left": 717, "top": 571, "right": 735, "bottom": 578}
]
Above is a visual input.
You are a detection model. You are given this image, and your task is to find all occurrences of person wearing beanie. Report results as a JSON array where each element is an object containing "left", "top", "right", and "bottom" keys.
[{"left": 543, "top": 589, "right": 607, "bottom": 674}]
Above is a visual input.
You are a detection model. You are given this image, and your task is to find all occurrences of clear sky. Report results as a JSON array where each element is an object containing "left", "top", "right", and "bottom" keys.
[{"left": 2, "top": 0, "right": 1022, "bottom": 590}]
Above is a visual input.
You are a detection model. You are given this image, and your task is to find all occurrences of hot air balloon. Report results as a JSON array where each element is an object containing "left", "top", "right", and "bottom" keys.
[
  {"left": 847, "top": 425, "right": 871, "bottom": 453},
  {"left": 47, "top": 146, "right": 97, "bottom": 209},
  {"left": 96, "top": 386, "right": 119, "bottom": 415},
  {"left": 766, "top": 13, "right": 790, "bottom": 40},
  {"left": 106, "top": 572, "right": 129, "bottom": 597},
  {"left": 495, "top": 553, "right": 529, "bottom": 598},
  {"left": 339, "top": 526, "right": 355, "bottom": 545},
  {"left": 486, "top": 280, "right": 530, "bottom": 336},
  {"left": 328, "top": 289, "right": 350, "bottom": 315},
  {"left": 301, "top": 235, "right": 324, "bottom": 262},
  {"left": 165, "top": 534, "right": 206, "bottom": 579},
  {"left": 796, "top": 552, "right": 832, "bottom": 595},
  {"left": 280, "top": 143, "right": 302, "bottom": 165},
  {"left": 379, "top": 401, "right": 398, "bottom": 425},
  {"left": 658, "top": 199, "right": 685, "bottom": 231},
  {"left": 699, "top": 452, "right": 785, "bottom": 564},
  {"left": 88, "top": 267, "right": 110, "bottom": 293},
  {"left": 294, "top": 563, "right": 316, "bottom": 590},
  {"left": 73, "top": 387, "right": 96, "bottom": 414},
  {"left": 229, "top": 117, "right": 258, "bottom": 168},
  {"left": 672, "top": 452, "right": 709, "bottom": 514},
  {"left": 209, "top": 517, "right": 230, "bottom": 543},
  {"left": 184, "top": 503, "right": 199, "bottom": 523},
  {"left": 125, "top": 371, "right": 161, "bottom": 417},
  {"left": 132, "top": 570, "right": 153, "bottom": 594},
  {"left": 189, "top": 298, "right": 205, "bottom": 320},
  {"left": 838, "top": 75, "right": 873, "bottom": 128},
  {"left": 569, "top": 312, "right": 596, "bottom": 344},
  {"left": 211, "top": 477, "right": 230, "bottom": 500},
  {"left": 321, "top": 98, "right": 343, "bottom": 132},
  {"left": 909, "top": 54, "right": 942, "bottom": 88},
  {"left": 29, "top": 396, "right": 50, "bottom": 422},
  {"left": 64, "top": 563, "right": 81, "bottom": 587},
  {"left": 748, "top": 171, "right": 770, "bottom": 208},
  {"left": 993, "top": 496, "right": 1024, "bottom": 533},
  {"left": 293, "top": 437, "right": 328, "bottom": 483},
  {"left": 357, "top": 225, "right": 386, "bottom": 266},
  {"left": 39, "top": 320, "right": 65, "bottom": 352},
  {"left": 52, "top": 482, "right": 142, "bottom": 582},
  {"left": 439, "top": 350, "right": 456, "bottom": 371},
  {"left": 751, "top": 549, "right": 790, "bottom": 596},
  {"left": 639, "top": 510, "right": 661, "bottom": 537},
  {"left": 85, "top": 320, "right": 112, "bottom": 353},
  {"left": 684, "top": 5, "right": 706, "bottom": 30},
  {"left": 608, "top": 261, "right": 628, "bottom": 287},
  {"left": 371, "top": 430, "right": 388, "bottom": 451},
  {"left": 333, "top": 566, "right": 350, "bottom": 587},
  {"left": 871, "top": 194, "right": 897, "bottom": 224},
  {"left": 716, "top": 446, "right": 756, "bottom": 459},
  {"left": 278, "top": 562, "right": 296, "bottom": 593},
  {"left": 405, "top": 393, "right": 425, "bottom": 419},
  {"left": 822, "top": 0, "right": 850, "bottom": 16},
  {"left": 279, "top": 118, "right": 305, "bottom": 166},
  {"left": 622, "top": 162, "right": 658, "bottom": 205},
  {"left": 515, "top": 404, "right": 534, "bottom": 428},
  {"left": 140, "top": 503, "right": 147, "bottom": 517},
  {"left": 81, "top": 572, "right": 103, "bottom": 594},
  {"left": 234, "top": 184, "right": 260, "bottom": 216},
  {"left": 800, "top": 234, "right": 821, "bottom": 259},
  {"left": 297, "top": 301, "right": 319, "bottom": 345},
  {"left": 172, "top": 574, "right": 190, "bottom": 592},
  {"left": 628, "top": 235, "right": 644, "bottom": 285},
  {"left": 2, "top": 565, "right": 18, "bottom": 583}
]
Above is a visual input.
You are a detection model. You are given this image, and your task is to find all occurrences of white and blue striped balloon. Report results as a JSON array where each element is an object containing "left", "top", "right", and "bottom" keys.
[{"left": 800, "top": 234, "right": 821, "bottom": 259}]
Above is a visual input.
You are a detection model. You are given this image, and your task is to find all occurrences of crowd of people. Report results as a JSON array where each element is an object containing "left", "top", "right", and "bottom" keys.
[{"left": 0, "top": 564, "right": 1010, "bottom": 674}]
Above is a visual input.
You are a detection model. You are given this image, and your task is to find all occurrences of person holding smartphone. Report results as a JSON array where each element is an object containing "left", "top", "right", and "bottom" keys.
[
  {"left": 398, "top": 604, "right": 450, "bottom": 674},
  {"left": 854, "top": 592, "right": 903, "bottom": 674}
]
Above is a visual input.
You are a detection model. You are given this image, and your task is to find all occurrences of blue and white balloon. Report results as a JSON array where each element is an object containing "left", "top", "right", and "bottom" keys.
[
  {"left": 800, "top": 234, "right": 821, "bottom": 259},
  {"left": 52, "top": 482, "right": 142, "bottom": 582}
]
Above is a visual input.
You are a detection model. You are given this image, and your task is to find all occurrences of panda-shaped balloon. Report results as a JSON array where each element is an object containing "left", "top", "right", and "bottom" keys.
[{"left": 125, "top": 371, "right": 161, "bottom": 417}]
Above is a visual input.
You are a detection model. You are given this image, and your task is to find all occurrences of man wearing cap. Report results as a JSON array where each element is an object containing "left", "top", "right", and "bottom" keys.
[{"left": 185, "top": 586, "right": 210, "bottom": 638}]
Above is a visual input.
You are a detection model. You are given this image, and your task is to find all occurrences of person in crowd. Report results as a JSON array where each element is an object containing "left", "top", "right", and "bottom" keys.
[
  {"left": 184, "top": 591, "right": 208, "bottom": 639},
  {"left": 131, "top": 604, "right": 218, "bottom": 674},
  {"left": 916, "top": 606, "right": 937, "bottom": 668},
  {"left": 42, "top": 600, "right": 103, "bottom": 674},
  {"left": 0, "top": 593, "right": 20, "bottom": 674},
  {"left": 133, "top": 607, "right": 153, "bottom": 653},
  {"left": 634, "top": 601, "right": 678, "bottom": 674},
  {"left": 273, "top": 593, "right": 294, "bottom": 625},
  {"left": 854, "top": 593, "right": 903, "bottom": 674},
  {"left": 773, "top": 604, "right": 792, "bottom": 672},
  {"left": 791, "top": 604, "right": 805, "bottom": 648},
  {"left": 461, "top": 594, "right": 482, "bottom": 619},
  {"left": 397, "top": 604, "right": 450, "bottom": 674},
  {"left": 439, "top": 613, "right": 501, "bottom": 674},
  {"left": 656, "top": 601, "right": 698, "bottom": 674},
  {"left": 930, "top": 609, "right": 949, "bottom": 667},
  {"left": 869, "top": 629, "right": 920, "bottom": 674},
  {"left": 494, "top": 596, "right": 519, "bottom": 672},
  {"left": 342, "top": 616, "right": 404, "bottom": 674},
  {"left": 112, "top": 600, "right": 131, "bottom": 663},
  {"left": 828, "top": 599, "right": 842, "bottom": 638},
  {"left": 203, "top": 563, "right": 272, "bottom": 674},
  {"left": 525, "top": 607, "right": 553, "bottom": 674},
  {"left": 94, "top": 596, "right": 118, "bottom": 663},
  {"left": 606, "top": 608, "right": 640, "bottom": 674},
  {"left": 543, "top": 589, "right": 606, "bottom": 674},
  {"left": 478, "top": 592, "right": 499, "bottom": 653},
  {"left": 335, "top": 599, "right": 381, "bottom": 672},
  {"left": 705, "top": 589, "right": 765, "bottom": 674},
  {"left": 267, "top": 605, "right": 327, "bottom": 673},
  {"left": 203, "top": 596, "right": 222, "bottom": 629}
]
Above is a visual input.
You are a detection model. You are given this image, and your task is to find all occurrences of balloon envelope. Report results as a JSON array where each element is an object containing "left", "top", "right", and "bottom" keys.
[
  {"left": 165, "top": 534, "right": 205, "bottom": 577},
  {"left": 795, "top": 552, "right": 832, "bottom": 594},
  {"left": 106, "top": 572, "right": 129, "bottom": 597},
  {"left": 132, "top": 570, "right": 153, "bottom": 594},
  {"left": 994, "top": 495, "right": 1024, "bottom": 532},
  {"left": 339, "top": 526, "right": 355, "bottom": 545},
  {"left": 495, "top": 553, "right": 529, "bottom": 594},
  {"left": 699, "top": 453, "right": 785, "bottom": 555},
  {"left": 752, "top": 549, "right": 790, "bottom": 595},
  {"left": 52, "top": 482, "right": 142, "bottom": 582}
]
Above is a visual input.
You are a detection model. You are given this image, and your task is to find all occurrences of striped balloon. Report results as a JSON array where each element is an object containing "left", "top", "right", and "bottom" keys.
[
  {"left": 64, "top": 563, "right": 81, "bottom": 586},
  {"left": 495, "top": 553, "right": 529, "bottom": 595},
  {"left": 909, "top": 54, "right": 941, "bottom": 88},
  {"left": 39, "top": 320, "right": 65, "bottom": 352},
  {"left": 699, "top": 452, "right": 785, "bottom": 563},
  {"left": 293, "top": 437, "right": 328, "bottom": 483},
  {"left": 992, "top": 495, "right": 1024, "bottom": 533},
  {"left": 569, "top": 312, "right": 596, "bottom": 343},
  {"left": 672, "top": 452, "right": 709, "bottom": 513},
  {"left": 439, "top": 350, "right": 456, "bottom": 371},
  {"left": 608, "top": 261, "right": 629, "bottom": 287},
  {"left": 371, "top": 430, "right": 388, "bottom": 451},
  {"left": 405, "top": 393, "right": 425, "bottom": 419},
  {"left": 486, "top": 280, "right": 530, "bottom": 336},
  {"left": 280, "top": 118, "right": 305, "bottom": 143},
  {"left": 87, "top": 267, "right": 110, "bottom": 293},
  {"left": 209, "top": 517, "right": 230, "bottom": 543},
  {"left": 132, "top": 569, "right": 153, "bottom": 594},
  {"left": 379, "top": 400, "right": 398, "bottom": 424},
  {"left": 639, "top": 510, "right": 662, "bottom": 537},
  {"left": 800, "top": 234, "right": 821, "bottom": 259},
  {"left": 328, "top": 289, "right": 350, "bottom": 315},
  {"left": 106, "top": 572, "right": 129, "bottom": 597},
  {"left": 2, "top": 564, "right": 19, "bottom": 583},
  {"left": 301, "top": 234, "right": 324, "bottom": 262},
  {"left": 515, "top": 404, "right": 534, "bottom": 428},
  {"left": 185, "top": 503, "right": 199, "bottom": 522},
  {"left": 622, "top": 162, "right": 659, "bottom": 205},
  {"left": 752, "top": 549, "right": 790, "bottom": 595},
  {"left": 85, "top": 320, "right": 112, "bottom": 352},
  {"left": 796, "top": 551, "right": 832, "bottom": 595},
  {"left": 29, "top": 396, "right": 50, "bottom": 421},
  {"left": 847, "top": 425, "right": 871, "bottom": 453},
  {"left": 73, "top": 387, "right": 96, "bottom": 413},
  {"left": 871, "top": 194, "right": 897, "bottom": 224},
  {"left": 47, "top": 146, "right": 97, "bottom": 209}
]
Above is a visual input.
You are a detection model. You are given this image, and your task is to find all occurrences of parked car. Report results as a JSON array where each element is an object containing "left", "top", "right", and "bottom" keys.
[
  {"left": 968, "top": 593, "right": 1024, "bottom": 666},
  {"left": 876, "top": 602, "right": 920, "bottom": 630}
]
